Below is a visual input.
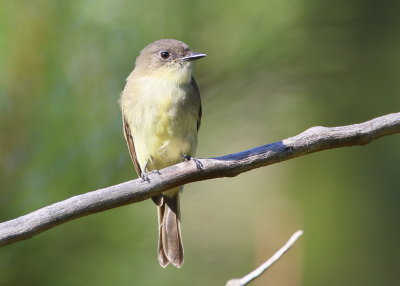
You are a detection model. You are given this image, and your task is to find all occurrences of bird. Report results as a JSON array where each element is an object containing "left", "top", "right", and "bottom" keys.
[{"left": 119, "top": 39, "right": 206, "bottom": 268}]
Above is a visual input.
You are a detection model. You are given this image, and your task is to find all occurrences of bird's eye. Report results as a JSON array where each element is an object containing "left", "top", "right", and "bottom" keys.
[{"left": 160, "top": 51, "right": 170, "bottom": 59}]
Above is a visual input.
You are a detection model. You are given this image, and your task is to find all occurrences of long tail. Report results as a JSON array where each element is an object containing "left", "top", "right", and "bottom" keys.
[{"left": 157, "top": 188, "right": 184, "bottom": 268}]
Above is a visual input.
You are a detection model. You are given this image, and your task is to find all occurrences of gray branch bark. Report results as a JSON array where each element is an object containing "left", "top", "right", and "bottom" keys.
[{"left": 1, "top": 112, "right": 399, "bottom": 247}]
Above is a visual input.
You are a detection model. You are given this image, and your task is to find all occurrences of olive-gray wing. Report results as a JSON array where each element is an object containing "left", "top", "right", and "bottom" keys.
[
  {"left": 191, "top": 77, "right": 202, "bottom": 131},
  {"left": 122, "top": 115, "right": 163, "bottom": 206},
  {"left": 122, "top": 115, "right": 141, "bottom": 176}
]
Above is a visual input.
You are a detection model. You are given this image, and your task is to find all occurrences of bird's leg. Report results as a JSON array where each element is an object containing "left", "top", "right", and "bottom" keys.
[
  {"left": 182, "top": 154, "right": 203, "bottom": 170},
  {"left": 182, "top": 154, "right": 191, "bottom": 162},
  {"left": 140, "top": 162, "right": 160, "bottom": 183},
  {"left": 140, "top": 172, "right": 150, "bottom": 183}
]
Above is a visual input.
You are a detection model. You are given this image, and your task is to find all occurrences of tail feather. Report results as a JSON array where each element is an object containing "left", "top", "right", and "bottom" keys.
[
  {"left": 157, "top": 191, "right": 184, "bottom": 268},
  {"left": 157, "top": 204, "right": 169, "bottom": 267}
]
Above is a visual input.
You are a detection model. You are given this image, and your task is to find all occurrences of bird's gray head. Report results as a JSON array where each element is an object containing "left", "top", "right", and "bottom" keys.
[{"left": 134, "top": 39, "right": 206, "bottom": 79}]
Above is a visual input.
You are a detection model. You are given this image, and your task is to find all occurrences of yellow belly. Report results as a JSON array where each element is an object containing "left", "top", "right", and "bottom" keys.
[{"left": 125, "top": 77, "right": 199, "bottom": 171}]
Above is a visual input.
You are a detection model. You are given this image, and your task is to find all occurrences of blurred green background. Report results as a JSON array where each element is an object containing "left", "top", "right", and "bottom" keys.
[{"left": 1, "top": 0, "right": 399, "bottom": 285}]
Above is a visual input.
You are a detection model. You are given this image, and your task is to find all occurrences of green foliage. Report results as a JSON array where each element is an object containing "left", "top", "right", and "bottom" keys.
[{"left": 1, "top": 0, "right": 399, "bottom": 285}]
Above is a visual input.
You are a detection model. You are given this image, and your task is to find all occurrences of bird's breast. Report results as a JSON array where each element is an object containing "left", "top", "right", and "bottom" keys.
[{"left": 123, "top": 76, "right": 199, "bottom": 169}]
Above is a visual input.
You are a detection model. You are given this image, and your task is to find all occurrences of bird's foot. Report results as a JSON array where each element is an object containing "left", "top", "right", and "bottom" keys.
[
  {"left": 182, "top": 154, "right": 203, "bottom": 170},
  {"left": 141, "top": 172, "right": 150, "bottom": 183},
  {"left": 140, "top": 170, "right": 161, "bottom": 183}
]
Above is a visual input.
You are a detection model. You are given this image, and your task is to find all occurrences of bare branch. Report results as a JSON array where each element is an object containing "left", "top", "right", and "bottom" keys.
[
  {"left": 0, "top": 112, "right": 399, "bottom": 247},
  {"left": 226, "top": 230, "right": 304, "bottom": 286}
]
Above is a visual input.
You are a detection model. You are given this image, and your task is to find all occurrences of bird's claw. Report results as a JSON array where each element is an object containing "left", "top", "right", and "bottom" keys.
[
  {"left": 140, "top": 170, "right": 160, "bottom": 183},
  {"left": 141, "top": 172, "right": 150, "bottom": 183},
  {"left": 182, "top": 154, "right": 203, "bottom": 170},
  {"left": 193, "top": 158, "right": 203, "bottom": 170}
]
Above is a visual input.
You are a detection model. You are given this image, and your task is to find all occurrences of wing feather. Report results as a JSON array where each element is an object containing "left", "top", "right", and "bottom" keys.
[
  {"left": 191, "top": 77, "right": 202, "bottom": 131},
  {"left": 122, "top": 115, "right": 141, "bottom": 176},
  {"left": 123, "top": 114, "right": 163, "bottom": 206}
]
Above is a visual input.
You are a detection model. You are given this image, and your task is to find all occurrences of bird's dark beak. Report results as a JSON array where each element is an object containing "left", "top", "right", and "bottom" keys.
[{"left": 179, "top": 52, "right": 207, "bottom": 61}]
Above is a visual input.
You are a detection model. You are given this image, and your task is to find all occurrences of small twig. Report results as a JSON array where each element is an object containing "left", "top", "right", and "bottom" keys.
[{"left": 226, "top": 230, "right": 304, "bottom": 286}]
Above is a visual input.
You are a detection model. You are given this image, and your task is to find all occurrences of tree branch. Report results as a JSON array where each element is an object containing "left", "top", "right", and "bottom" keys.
[
  {"left": 0, "top": 112, "right": 399, "bottom": 247},
  {"left": 226, "top": 230, "right": 304, "bottom": 286}
]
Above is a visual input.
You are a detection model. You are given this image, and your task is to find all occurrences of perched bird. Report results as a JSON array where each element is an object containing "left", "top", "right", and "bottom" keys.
[{"left": 119, "top": 39, "right": 206, "bottom": 268}]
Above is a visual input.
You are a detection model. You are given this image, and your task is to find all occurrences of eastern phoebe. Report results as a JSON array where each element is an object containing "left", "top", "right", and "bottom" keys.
[{"left": 119, "top": 39, "right": 206, "bottom": 268}]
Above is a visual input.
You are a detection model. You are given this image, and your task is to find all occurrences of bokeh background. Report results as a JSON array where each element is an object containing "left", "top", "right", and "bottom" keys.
[{"left": 1, "top": 0, "right": 399, "bottom": 285}]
